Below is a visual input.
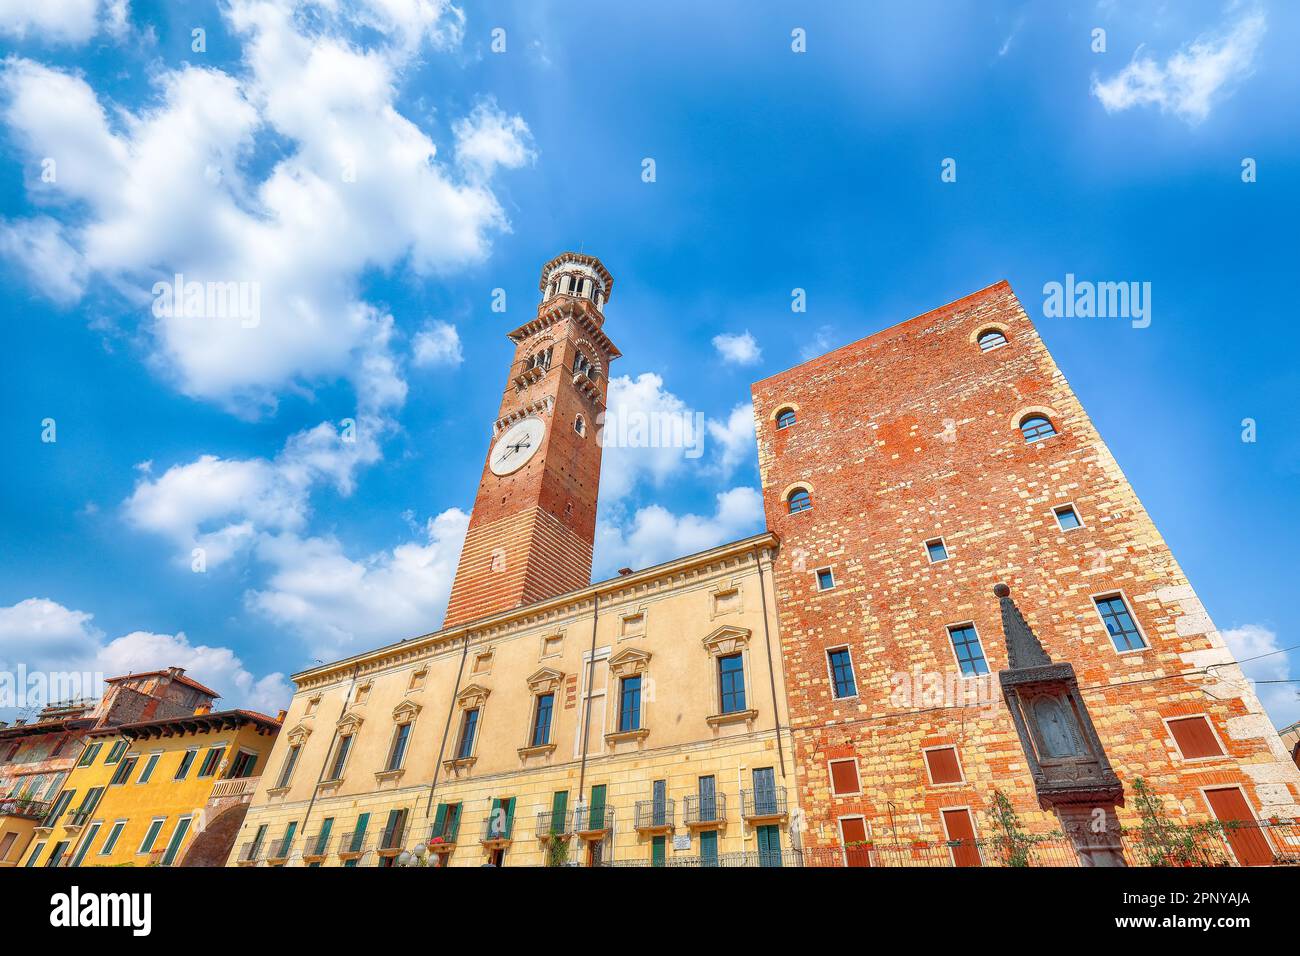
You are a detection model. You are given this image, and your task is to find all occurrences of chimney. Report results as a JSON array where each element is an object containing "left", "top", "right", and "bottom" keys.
[
  {"left": 275, "top": 709, "right": 287, "bottom": 723},
  {"left": 193, "top": 705, "right": 211, "bottom": 716},
  {"left": 14, "top": 719, "right": 26, "bottom": 726},
  {"left": 166, "top": 666, "right": 185, "bottom": 680},
  {"left": 618, "top": 567, "right": 634, "bottom": 576}
]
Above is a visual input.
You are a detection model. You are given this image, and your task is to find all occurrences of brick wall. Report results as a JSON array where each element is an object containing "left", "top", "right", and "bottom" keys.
[{"left": 752, "top": 281, "right": 1300, "bottom": 849}]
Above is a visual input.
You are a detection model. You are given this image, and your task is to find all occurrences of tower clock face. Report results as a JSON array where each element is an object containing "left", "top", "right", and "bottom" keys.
[{"left": 489, "top": 417, "right": 546, "bottom": 476}]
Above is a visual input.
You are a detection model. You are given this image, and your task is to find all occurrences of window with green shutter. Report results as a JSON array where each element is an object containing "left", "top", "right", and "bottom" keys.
[
  {"left": 700, "top": 829, "right": 718, "bottom": 866},
  {"left": 588, "top": 784, "right": 606, "bottom": 831},
  {"left": 651, "top": 835, "right": 666, "bottom": 867}
]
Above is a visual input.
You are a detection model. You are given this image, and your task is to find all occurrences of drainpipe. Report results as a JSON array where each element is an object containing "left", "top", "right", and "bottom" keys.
[
  {"left": 755, "top": 543, "right": 788, "bottom": 779},
  {"left": 577, "top": 592, "right": 601, "bottom": 797},
  {"left": 296, "top": 664, "right": 360, "bottom": 858},
  {"left": 423, "top": 632, "right": 472, "bottom": 819}
]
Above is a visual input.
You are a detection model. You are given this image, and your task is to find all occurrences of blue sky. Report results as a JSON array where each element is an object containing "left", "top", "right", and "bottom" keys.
[{"left": 1, "top": 0, "right": 1296, "bottom": 727}]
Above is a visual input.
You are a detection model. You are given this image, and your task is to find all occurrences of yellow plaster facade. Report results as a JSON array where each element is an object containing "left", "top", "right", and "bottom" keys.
[
  {"left": 24, "top": 712, "right": 279, "bottom": 867},
  {"left": 234, "top": 533, "right": 800, "bottom": 867}
]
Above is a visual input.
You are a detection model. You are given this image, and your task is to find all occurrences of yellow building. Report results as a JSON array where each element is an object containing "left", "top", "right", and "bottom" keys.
[
  {"left": 234, "top": 533, "right": 797, "bottom": 867},
  {"left": 24, "top": 707, "right": 281, "bottom": 867}
]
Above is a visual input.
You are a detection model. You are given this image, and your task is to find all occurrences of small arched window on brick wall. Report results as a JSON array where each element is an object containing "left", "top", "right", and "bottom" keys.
[
  {"left": 1019, "top": 414, "right": 1057, "bottom": 444},
  {"left": 775, "top": 407, "right": 796, "bottom": 429},
  {"left": 787, "top": 487, "right": 812, "bottom": 515},
  {"left": 977, "top": 328, "right": 1008, "bottom": 352}
]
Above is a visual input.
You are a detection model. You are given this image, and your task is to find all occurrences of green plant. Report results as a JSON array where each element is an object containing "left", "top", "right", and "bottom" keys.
[
  {"left": 1128, "top": 778, "right": 1227, "bottom": 866},
  {"left": 987, "top": 790, "right": 1037, "bottom": 866},
  {"left": 546, "top": 833, "right": 570, "bottom": 867}
]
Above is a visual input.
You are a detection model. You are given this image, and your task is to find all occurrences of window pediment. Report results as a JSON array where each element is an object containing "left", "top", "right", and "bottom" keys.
[
  {"left": 702, "top": 625, "right": 752, "bottom": 657},
  {"left": 457, "top": 683, "right": 491, "bottom": 710},
  {"left": 526, "top": 667, "right": 564, "bottom": 694},
  {"left": 608, "top": 647, "right": 652, "bottom": 678},
  {"left": 335, "top": 711, "right": 364, "bottom": 733},
  {"left": 286, "top": 724, "right": 312, "bottom": 747},
  {"left": 392, "top": 699, "right": 422, "bottom": 722}
]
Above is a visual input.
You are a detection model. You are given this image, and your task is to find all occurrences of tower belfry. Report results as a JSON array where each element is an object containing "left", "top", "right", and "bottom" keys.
[{"left": 443, "top": 253, "right": 619, "bottom": 628}]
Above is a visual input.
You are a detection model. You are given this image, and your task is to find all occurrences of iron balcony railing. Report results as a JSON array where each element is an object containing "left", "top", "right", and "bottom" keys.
[
  {"left": 683, "top": 792, "right": 727, "bottom": 826},
  {"left": 66, "top": 808, "right": 94, "bottom": 828},
  {"left": 0, "top": 797, "right": 51, "bottom": 820},
  {"left": 337, "top": 831, "right": 372, "bottom": 856},
  {"left": 305, "top": 830, "right": 332, "bottom": 857},
  {"left": 634, "top": 799, "right": 675, "bottom": 830},
  {"left": 236, "top": 841, "right": 264, "bottom": 864},
  {"left": 572, "top": 804, "right": 615, "bottom": 834},
  {"left": 536, "top": 809, "right": 570, "bottom": 839},
  {"left": 740, "top": 788, "right": 787, "bottom": 820},
  {"left": 265, "top": 836, "right": 294, "bottom": 861}
]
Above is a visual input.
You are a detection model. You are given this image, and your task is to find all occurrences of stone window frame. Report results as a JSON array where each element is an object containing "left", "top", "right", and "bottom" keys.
[
  {"left": 924, "top": 536, "right": 949, "bottom": 564},
  {"left": 377, "top": 700, "right": 422, "bottom": 781},
  {"left": 922, "top": 745, "right": 966, "bottom": 786},
  {"left": 1162, "top": 713, "right": 1229, "bottom": 764},
  {"left": 444, "top": 684, "right": 491, "bottom": 773},
  {"left": 320, "top": 712, "right": 363, "bottom": 786},
  {"left": 709, "top": 582, "right": 744, "bottom": 619},
  {"left": 617, "top": 608, "right": 648, "bottom": 642},
  {"left": 604, "top": 648, "right": 652, "bottom": 745},
  {"left": 538, "top": 630, "right": 566, "bottom": 661},
  {"left": 1088, "top": 588, "right": 1151, "bottom": 656},
  {"left": 702, "top": 626, "right": 758, "bottom": 726},
  {"left": 1052, "top": 502, "right": 1085, "bottom": 532},
  {"left": 813, "top": 566, "right": 836, "bottom": 591},
  {"left": 1010, "top": 405, "right": 1062, "bottom": 445},
  {"left": 519, "top": 668, "right": 564, "bottom": 757},
  {"left": 827, "top": 756, "right": 862, "bottom": 797},
  {"left": 970, "top": 322, "right": 1011, "bottom": 352},
  {"left": 782, "top": 481, "right": 814, "bottom": 516},
  {"left": 304, "top": 694, "right": 321, "bottom": 716},
  {"left": 824, "top": 644, "right": 859, "bottom": 701},
  {"left": 574, "top": 413, "right": 587, "bottom": 437},
  {"left": 407, "top": 667, "right": 428, "bottom": 692},
  {"left": 471, "top": 646, "right": 496, "bottom": 676},
  {"left": 944, "top": 620, "right": 991, "bottom": 679},
  {"left": 771, "top": 402, "right": 800, "bottom": 429}
]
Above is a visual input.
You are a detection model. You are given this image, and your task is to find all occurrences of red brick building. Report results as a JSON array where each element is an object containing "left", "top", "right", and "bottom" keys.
[{"left": 752, "top": 281, "right": 1300, "bottom": 865}]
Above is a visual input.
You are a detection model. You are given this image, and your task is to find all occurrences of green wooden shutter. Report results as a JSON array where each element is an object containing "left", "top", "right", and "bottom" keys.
[
  {"left": 757, "top": 824, "right": 782, "bottom": 867},
  {"left": 432, "top": 803, "right": 447, "bottom": 839},
  {"left": 382, "top": 809, "right": 400, "bottom": 848},
  {"left": 651, "top": 835, "right": 666, "bottom": 867},
  {"left": 488, "top": 798, "right": 503, "bottom": 838},
  {"left": 504, "top": 797, "right": 516, "bottom": 838},
  {"left": 316, "top": 817, "right": 333, "bottom": 854},
  {"left": 589, "top": 784, "right": 606, "bottom": 830},
  {"left": 700, "top": 830, "right": 718, "bottom": 866},
  {"left": 550, "top": 791, "right": 568, "bottom": 834},
  {"left": 447, "top": 803, "right": 461, "bottom": 842},
  {"left": 351, "top": 812, "right": 370, "bottom": 852}
]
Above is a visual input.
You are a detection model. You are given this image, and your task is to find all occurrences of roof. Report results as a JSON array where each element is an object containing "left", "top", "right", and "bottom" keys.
[
  {"left": 88, "top": 708, "right": 281, "bottom": 741},
  {"left": 104, "top": 670, "right": 221, "bottom": 700},
  {"left": 751, "top": 279, "right": 1012, "bottom": 389},
  {"left": 0, "top": 716, "right": 95, "bottom": 740}
]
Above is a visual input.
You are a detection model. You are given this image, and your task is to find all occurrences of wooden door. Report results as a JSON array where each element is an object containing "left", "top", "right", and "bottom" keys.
[
  {"left": 1205, "top": 788, "right": 1273, "bottom": 866},
  {"left": 941, "top": 808, "right": 982, "bottom": 867}
]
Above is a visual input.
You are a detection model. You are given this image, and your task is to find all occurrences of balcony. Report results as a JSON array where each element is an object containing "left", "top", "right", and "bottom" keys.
[
  {"left": 634, "top": 799, "right": 675, "bottom": 834},
  {"left": 235, "top": 841, "right": 264, "bottom": 866},
  {"left": 683, "top": 793, "right": 727, "bottom": 829},
  {"left": 536, "top": 809, "right": 571, "bottom": 841},
  {"left": 210, "top": 776, "right": 260, "bottom": 800},
  {"left": 377, "top": 820, "right": 408, "bottom": 858},
  {"left": 427, "top": 816, "right": 460, "bottom": 855},
  {"left": 337, "top": 831, "right": 372, "bottom": 861},
  {"left": 0, "top": 797, "right": 50, "bottom": 821},
  {"left": 65, "top": 808, "right": 94, "bottom": 831},
  {"left": 480, "top": 816, "right": 514, "bottom": 848},
  {"left": 301, "top": 829, "right": 333, "bottom": 862},
  {"left": 572, "top": 805, "right": 615, "bottom": 840},
  {"left": 264, "top": 836, "right": 295, "bottom": 864},
  {"left": 740, "top": 788, "right": 787, "bottom": 823}
]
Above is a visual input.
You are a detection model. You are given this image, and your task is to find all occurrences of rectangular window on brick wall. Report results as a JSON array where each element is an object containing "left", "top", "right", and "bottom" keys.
[
  {"left": 827, "top": 648, "right": 857, "bottom": 699},
  {"left": 926, "top": 538, "right": 949, "bottom": 563},
  {"left": 828, "top": 758, "right": 860, "bottom": 796},
  {"left": 1053, "top": 505, "right": 1082, "bottom": 530},
  {"left": 1094, "top": 595, "right": 1147, "bottom": 652},
  {"left": 947, "top": 625, "right": 989, "bottom": 677},
  {"left": 1167, "top": 716, "right": 1225, "bottom": 760},
  {"left": 924, "top": 746, "right": 964, "bottom": 785},
  {"left": 816, "top": 568, "right": 835, "bottom": 591}
]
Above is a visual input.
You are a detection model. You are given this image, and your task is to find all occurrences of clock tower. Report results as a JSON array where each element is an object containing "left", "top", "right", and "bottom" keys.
[{"left": 443, "top": 253, "right": 620, "bottom": 628}]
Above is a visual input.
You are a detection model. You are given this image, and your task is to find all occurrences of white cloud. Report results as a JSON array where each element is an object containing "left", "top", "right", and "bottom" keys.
[
  {"left": 595, "top": 487, "right": 764, "bottom": 576},
  {"left": 246, "top": 508, "right": 469, "bottom": 658},
  {"left": 1091, "top": 7, "right": 1266, "bottom": 124},
  {"left": 0, "top": 217, "right": 87, "bottom": 304},
  {"left": 0, "top": 0, "right": 103, "bottom": 45},
  {"left": 0, "top": 597, "right": 290, "bottom": 714},
  {"left": 412, "top": 320, "right": 464, "bottom": 367},
  {"left": 1221, "top": 624, "right": 1299, "bottom": 729},
  {"left": 0, "top": 0, "right": 531, "bottom": 415},
  {"left": 706, "top": 402, "right": 757, "bottom": 477},
  {"left": 712, "top": 330, "right": 762, "bottom": 365},
  {"left": 124, "top": 413, "right": 386, "bottom": 568}
]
